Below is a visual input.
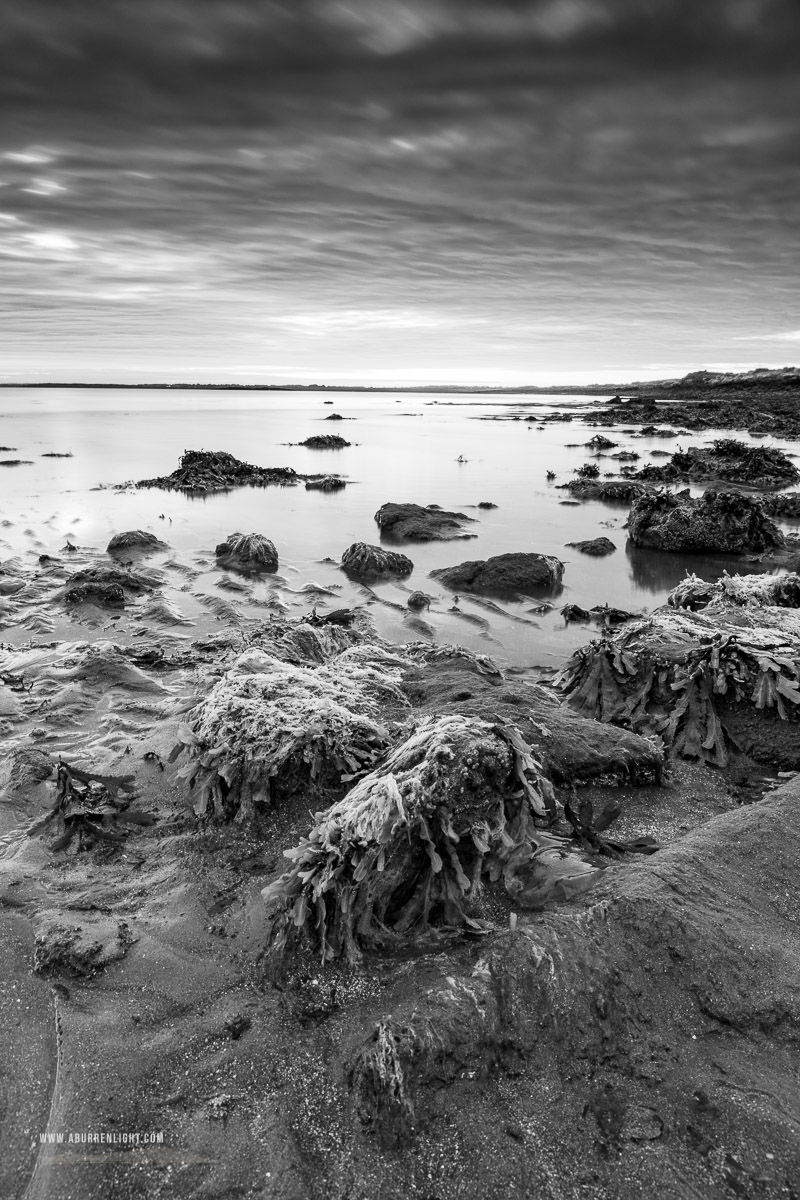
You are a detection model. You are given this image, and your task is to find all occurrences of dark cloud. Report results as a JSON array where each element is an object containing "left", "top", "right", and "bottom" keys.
[
  {"left": 2, "top": 0, "right": 799, "bottom": 116},
  {"left": 1, "top": 0, "right": 798, "bottom": 381}
]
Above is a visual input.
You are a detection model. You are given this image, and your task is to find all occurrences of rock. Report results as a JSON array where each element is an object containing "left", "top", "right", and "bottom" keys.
[
  {"left": 137, "top": 449, "right": 298, "bottom": 493},
  {"left": 374, "top": 502, "right": 477, "bottom": 542},
  {"left": 586, "top": 434, "right": 618, "bottom": 449},
  {"left": 300, "top": 435, "right": 351, "bottom": 449},
  {"left": 406, "top": 591, "right": 432, "bottom": 610},
  {"left": 477, "top": 501, "right": 498, "bottom": 509},
  {"left": 107, "top": 530, "right": 168, "bottom": 556},
  {"left": 628, "top": 490, "right": 784, "bottom": 554},
  {"left": 215, "top": 532, "right": 279, "bottom": 573},
  {"left": 61, "top": 565, "right": 160, "bottom": 607},
  {"left": 557, "top": 579, "right": 800, "bottom": 767},
  {"left": 430, "top": 552, "right": 564, "bottom": 598},
  {"left": 341, "top": 542, "right": 414, "bottom": 580},
  {"left": 305, "top": 476, "right": 346, "bottom": 492},
  {"left": 561, "top": 603, "right": 592, "bottom": 623},
  {"left": 64, "top": 582, "right": 126, "bottom": 607},
  {"left": 558, "top": 479, "right": 645, "bottom": 502},
  {"left": 635, "top": 439, "right": 799, "bottom": 489},
  {"left": 565, "top": 537, "right": 617, "bottom": 556},
  {"left": 324, "top": 413, "right": 345, "bottom": 421}
]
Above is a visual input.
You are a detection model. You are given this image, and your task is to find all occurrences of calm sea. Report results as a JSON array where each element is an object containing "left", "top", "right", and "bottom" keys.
[{"left": 0, "top": 387, "right": 793, "bottom": 671}]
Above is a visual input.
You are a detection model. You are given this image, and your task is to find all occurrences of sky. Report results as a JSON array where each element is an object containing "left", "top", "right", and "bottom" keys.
[{"left": 0, "top": 0, "right": 799, "bottom": 386}]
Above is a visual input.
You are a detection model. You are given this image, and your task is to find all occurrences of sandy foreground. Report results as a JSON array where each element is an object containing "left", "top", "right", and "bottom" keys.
[{"left": 1, "top": 534, "right": 799, "bottom": 1200}]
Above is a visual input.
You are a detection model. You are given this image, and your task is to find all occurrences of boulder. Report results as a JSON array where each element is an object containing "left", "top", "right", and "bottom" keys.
[
  {"left": 215, "top": 532, "right": 279, "bottom": 573},
  {"left": 340, "top": 542, "right": 414, "bottom": 580},
  {"left": 406, "top": 591, "right": 432, "bottom": 610},
  {"left": 430, "top": 552, "right": 563, "bottom": 598},
  {"left": 628, "top": 490, "right": 784, "bottom": 554},
  {"left": 374, "top": 502, "right": 477, "bottom": 542},
  {"left": 107, "top": 530, "right": 168, "bottom": 556},
  {"left": 565, "top": 537, "right": 616, "bottom": 556}
]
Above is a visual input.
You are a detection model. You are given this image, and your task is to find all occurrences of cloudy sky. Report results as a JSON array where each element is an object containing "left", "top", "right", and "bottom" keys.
[{"left": 1, "top": 0, "right": 798, "bottom": 385}]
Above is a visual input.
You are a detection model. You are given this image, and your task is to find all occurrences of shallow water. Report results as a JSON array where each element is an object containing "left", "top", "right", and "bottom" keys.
[{"left": 1, "top": 387, "right": 796, "bottom": 670}]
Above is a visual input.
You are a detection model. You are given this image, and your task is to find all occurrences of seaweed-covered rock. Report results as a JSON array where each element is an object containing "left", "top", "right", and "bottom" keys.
[
  {"left": 261, "top": 715, "right": 597, "bottom": 966},
  {"left": 430, "top": 552, "right": 563, "bottom": 598},
  {"left": 305, "top": 476, "right": 346, "bottom": 492},
  {"left": 565, "top": 537, "right": 616, "bottom": 557},
  {"left": 341, "top": 543, "right": 414, "bottom": 580},
  {"left": 61, "top": 565, "right": 160, "bottom": 607},
  {"left": 628, "top": 490, "right": 784, "bottom": 554},
  {"left": 635, "top": 439, "right": 799, "bottom": 489},
  {"left": 300, "top": 435, "right": 351, "bottom": 449},
  {"left": 374, "top": 503, "right": 477, "bottom": 542},
  {"left": 107, "top": 530, "right": 168, "bottom": 556},
  {"left": 556, "top": 589, "right": 800, "bottom": 767},
  {"left": 406, "top": 591, "right": 432, "bottom": 610},
  {"left": 215, "top": 532, "right": 279, "bottom": 573},
  {"left": 669, "top": 571, "right": 800, "bottom": 612},
  {"left": 477, "top": 501, "right": 498, "bottom": 509},
  {"left": 64, "top": 582, "right": 126, "bottom": 608},
  {"left": 400, "top": 655, "right": 663, "bottom": 785},
  {"left": 137, "top": 449, "right": 298, "bottom": 493},
  {"left": 175, "top": 647, "right": 403, "bottom": 821},
  {"left": 557, "top": 479, "right": 645, "bottom": 502}
]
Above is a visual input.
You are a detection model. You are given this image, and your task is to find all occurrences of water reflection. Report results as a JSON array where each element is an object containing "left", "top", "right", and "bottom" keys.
[{"left": 626, "top": 542, "right": 776, "bottom": 594}]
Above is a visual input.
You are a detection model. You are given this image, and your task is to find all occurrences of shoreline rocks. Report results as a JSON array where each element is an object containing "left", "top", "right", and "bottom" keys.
[
  {"left": 375, "top": 502, "right": 477, "bottom": 542},
  {"left": 431, "top": 552, "right": 564, "bottom": 597}
]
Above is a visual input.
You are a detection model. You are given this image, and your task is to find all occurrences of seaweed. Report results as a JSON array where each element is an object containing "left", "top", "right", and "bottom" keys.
[
  {"left": 173, "top": 648, "right": 397, "bottom": 821},
  {"left": 260, "top": 715, "right": 595, "bottom": 969},
  {"left": 556, "top": 615, "right": 800, "bottom": 767},
  {"left": 26, "top": 761, "right": 152, "bottom": 851}
]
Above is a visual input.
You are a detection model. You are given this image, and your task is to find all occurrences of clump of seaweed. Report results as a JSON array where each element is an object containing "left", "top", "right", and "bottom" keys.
[
  {"left": 173, "top": 650, "right": 395, "bottom": 820},
  {"left": 669, "top": 571, "right": 800, "bottom": 611},
  {"left": 259, "top": 715, "right": 588, "bottom": 968},
  {"left": 556, "top": 618, "right": 800, "bottom": 767}
]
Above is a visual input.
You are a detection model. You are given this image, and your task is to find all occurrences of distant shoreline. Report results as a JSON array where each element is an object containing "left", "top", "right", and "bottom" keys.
[{"left": 0, "top": 382, "right": 619, "bottom": 395}]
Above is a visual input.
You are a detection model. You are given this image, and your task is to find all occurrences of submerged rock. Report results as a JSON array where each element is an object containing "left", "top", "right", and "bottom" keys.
[
  {"left": 430, "top": 552, "right": 564, "bottom": 598},
  {"left": 628, "top": 489, "right": 784, "bottom": 554},
  {"left": 107, "top": 530, "right": 168, "bottom": 556},
  {"left": 374, "top": 502, "right": 477, "bottom": 542},
  {"left": 137, "top": 449, "right": 298, "bottom": 493},
  {"left": 341, "top": 542, "right": 414, "bottom": 580},
  {"left": 565, "top": 537, "right": 616, "bottom": 556},
  {"left": 215, "top": 532, "right": 279, "bottom": 573}
]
